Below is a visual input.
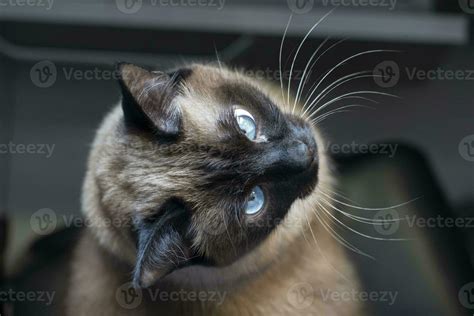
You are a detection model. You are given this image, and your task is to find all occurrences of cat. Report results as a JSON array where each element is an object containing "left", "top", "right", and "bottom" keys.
[{"left": 13, "top": 62, "right": 364, "bottom": 315}]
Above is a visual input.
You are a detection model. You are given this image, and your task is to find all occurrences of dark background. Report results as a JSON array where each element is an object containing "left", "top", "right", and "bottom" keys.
[{"left": 0, "top": 0, "right": 473, "bottom": 315}]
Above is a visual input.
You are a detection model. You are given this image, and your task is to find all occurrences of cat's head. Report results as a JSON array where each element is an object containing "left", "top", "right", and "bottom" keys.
[{"left": 82, "top": 63, "right": 330, "bottom": 288}]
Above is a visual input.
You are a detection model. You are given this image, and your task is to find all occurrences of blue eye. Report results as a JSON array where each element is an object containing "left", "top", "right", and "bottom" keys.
[
  {"left": 244, "top": 186, "right": 265, "bottom": 215},
  {"left": 234, "top": 108, "right": 257, "bottom": 140}
]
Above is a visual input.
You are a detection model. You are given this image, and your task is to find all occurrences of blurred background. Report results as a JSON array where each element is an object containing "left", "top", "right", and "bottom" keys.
[{"left": 0, "top": 0, "right": 473, "bottom": 315}]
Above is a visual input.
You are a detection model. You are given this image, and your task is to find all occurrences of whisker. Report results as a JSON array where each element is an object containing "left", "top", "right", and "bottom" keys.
[
  {"left": 214, "top": 44, "right": 223, "bottom": 71},
  {"left": 279, "top": 15, "right": 293, "bottom": 105},
  {"left": 298, "top": 38, "right": 348, "bottom": 115},
  {"left": 300, "top": 49, "right": 401, "bottom": 113},
  {"left": 288, "top": 9, "right": 335, "bottom": 112},
  {"left": 302, "top": 72, "right": 381, "bottom": 117},
  {"left": 319, "top": 189, "right": 422, "bottom": 211},
  {"left": 319, "top": 200, "right": 406, "bottom": 241},
  {"left": 312, "top": 110, "right": 352, "bottom": 126},
  {"left": 319, "top": 197, "right": 401, "bottom": 224},
  {"left": 321, "top": 187, "right": 360, "bottom": 205},
  {"left": 314, "top": 202, "right": 374, "bottom": 259},
  {"left": 293, "top": 37, "right": 330, "bottom": 110},
  {"left": 311, "top": 104, "right": 368, "bottom": 125},
  {"left": 303, "top": 212, "right": 353, "bottom": 283},
  {"left": 309, "top": 97, "right": 376, "bottom": 119},
  {"left": 313, "top": 208, "right": 365, "bottom": 256},
  {"left": 308, "top": 90, "right": 398, "bottom": 120},
  {"left": 302, "top": 70, "right": 371, "bottom": 116}
]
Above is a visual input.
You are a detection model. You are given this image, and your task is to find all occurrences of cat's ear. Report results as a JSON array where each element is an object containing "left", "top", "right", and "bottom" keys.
[
  {"left": 116, "top": 62, "right": 181, "bottom": 137},
  {"left": 133, "top": 201, "right": 190, "bottom": 288}
]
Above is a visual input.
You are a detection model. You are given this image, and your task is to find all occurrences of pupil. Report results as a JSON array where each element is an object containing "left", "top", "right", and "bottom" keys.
[{"left": 244, "top": 185, "right": 264, "bottom": 215}]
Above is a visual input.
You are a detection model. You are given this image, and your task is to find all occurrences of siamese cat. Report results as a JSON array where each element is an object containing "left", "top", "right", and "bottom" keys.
[{"left": 13, "top": 63, "right": 364, "bottom": 315}]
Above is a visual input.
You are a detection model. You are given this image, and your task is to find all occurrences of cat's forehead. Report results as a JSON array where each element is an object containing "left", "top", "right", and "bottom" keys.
[{"left": 177, "top": 64, "right": 284, "bottom": 135}]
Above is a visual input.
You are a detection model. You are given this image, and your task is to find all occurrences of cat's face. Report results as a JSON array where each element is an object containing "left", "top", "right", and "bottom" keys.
[{"left": 85, "top": 63, "right": 326, "bottom": 288}]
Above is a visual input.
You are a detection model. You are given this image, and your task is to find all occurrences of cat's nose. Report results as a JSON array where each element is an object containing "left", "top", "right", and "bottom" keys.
[
  {"left": 286, "top": 139, "right": 315, "bottom": 170},
  {"left": 259, "top": 137, "right": 317, "bottom": 177}
]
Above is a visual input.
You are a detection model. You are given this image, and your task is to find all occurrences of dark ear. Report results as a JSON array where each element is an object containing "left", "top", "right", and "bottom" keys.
[
  {"left": 133, "top": 201, "right": 191, "bottom": 288},
  {"left": 116, "top": 62, "right": 181, "bottom": 137}
]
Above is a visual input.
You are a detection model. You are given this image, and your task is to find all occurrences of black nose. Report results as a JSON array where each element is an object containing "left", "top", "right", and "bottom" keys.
[{"left": 286, "top": 140, "right": 315, "bottom": 170}]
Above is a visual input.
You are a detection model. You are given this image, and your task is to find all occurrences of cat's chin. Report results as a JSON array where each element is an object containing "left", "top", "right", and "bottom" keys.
[{"left": 148, "top": 251, "right": 275, "bottom": 291}]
